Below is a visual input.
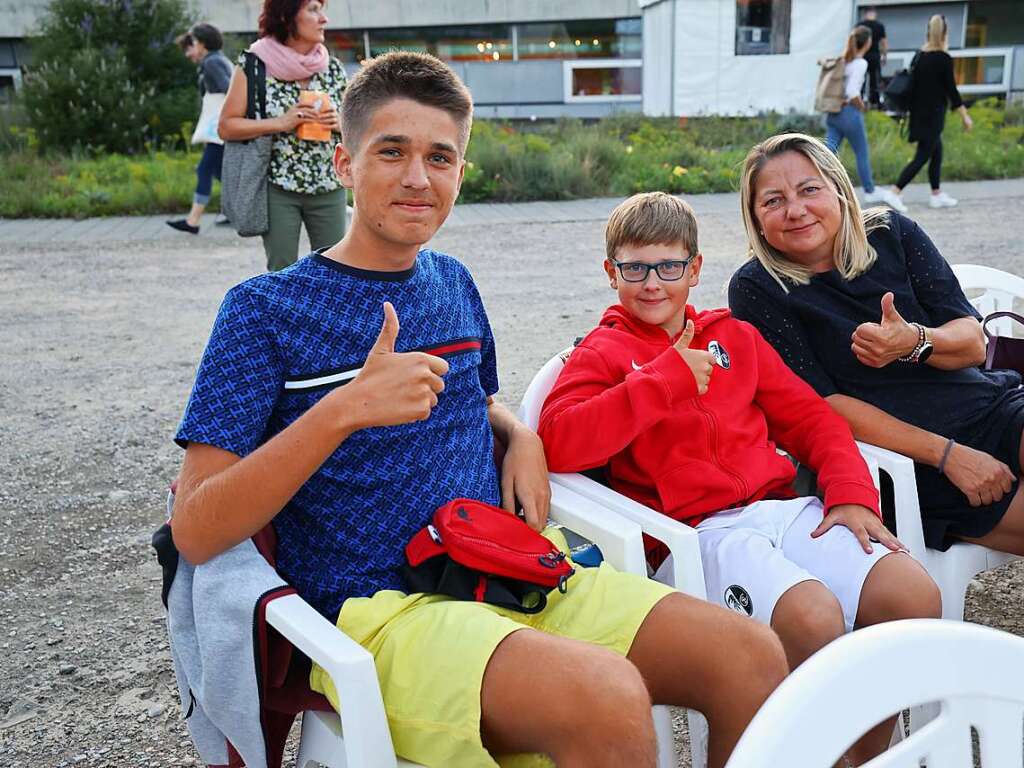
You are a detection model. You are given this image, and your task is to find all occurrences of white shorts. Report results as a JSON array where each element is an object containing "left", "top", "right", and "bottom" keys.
[{"left": 653, "top": 497, "right": 894, "bottom": 631}]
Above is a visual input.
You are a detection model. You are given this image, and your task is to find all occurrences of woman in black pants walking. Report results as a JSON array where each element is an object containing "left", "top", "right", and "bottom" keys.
[{"left": 892, "top": 15, "right": 972, "bottom": 209}]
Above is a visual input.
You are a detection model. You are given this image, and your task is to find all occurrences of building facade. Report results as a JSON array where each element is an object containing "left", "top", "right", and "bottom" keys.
[
  {"left": 2, "top": 0, "right": 1022, "bottom": 115},
  {"left": 642, "top": 0, "right": 1023, "bottom": 116}
]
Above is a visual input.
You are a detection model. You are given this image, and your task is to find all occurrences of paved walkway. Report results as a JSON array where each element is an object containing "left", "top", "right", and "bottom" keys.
[{"left": 2, "top": 178, "right": 1021, "bottom": 245}]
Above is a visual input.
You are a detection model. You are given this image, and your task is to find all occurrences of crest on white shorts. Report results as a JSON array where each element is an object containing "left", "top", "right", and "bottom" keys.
[{"left": 724, "top": 585, "right": 753, "bottom": 616}]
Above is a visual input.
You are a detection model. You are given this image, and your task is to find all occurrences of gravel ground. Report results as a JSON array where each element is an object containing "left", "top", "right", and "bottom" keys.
[{"left": 1, "top": 184, "right": 1022, "bottom": 767}]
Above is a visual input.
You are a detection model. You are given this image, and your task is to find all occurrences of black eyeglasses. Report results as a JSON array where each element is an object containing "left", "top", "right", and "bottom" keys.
[{"left": 611, "top": 257, "right": 693, "bottom": 283}]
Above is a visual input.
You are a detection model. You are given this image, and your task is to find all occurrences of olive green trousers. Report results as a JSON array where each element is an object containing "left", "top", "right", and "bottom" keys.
[{"left": 262, "top": 184, "right": 347, "bottom": 272}]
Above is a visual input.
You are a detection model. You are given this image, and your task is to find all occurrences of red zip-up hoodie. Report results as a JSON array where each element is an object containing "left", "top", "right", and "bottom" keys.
[{"left": 539, "top": 305, "right": 879, "bottom": 545}]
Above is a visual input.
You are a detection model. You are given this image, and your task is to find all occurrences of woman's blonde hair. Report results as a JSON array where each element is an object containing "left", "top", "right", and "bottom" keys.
[
  {"left": 922, "top": 14, "right": 949, "bottom": 52},
  {"left": 739, "top": 132, "right": 890, "bottom": 289},
  {"left": 844, "top": 25, "right": 873, "bottom": 63}
]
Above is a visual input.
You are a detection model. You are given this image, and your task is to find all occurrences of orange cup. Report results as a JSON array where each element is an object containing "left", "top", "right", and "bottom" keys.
[{"left": 297, "top": 90, "right": 333, "bottom": 142}]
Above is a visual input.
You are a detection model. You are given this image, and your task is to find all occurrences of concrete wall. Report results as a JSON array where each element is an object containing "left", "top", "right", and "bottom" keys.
[
  {"left": 204, "top": 0, "right": 640, "bottom": 32},
  {"left": 1, "top": 0, "right": 48, "bottom": 37},
  {"left": 667, "top": 0, "right": 850, "bottom": 116},
  {"left": 856, "top": 0, "right": 962, "bottom": 6},
  {"left": 3, "top": 0, "right": 642, "bottom": 37}
]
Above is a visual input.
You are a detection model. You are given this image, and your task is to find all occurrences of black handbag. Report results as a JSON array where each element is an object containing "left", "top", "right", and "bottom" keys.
[
  {"left": 982, "top": 311, "right": 1024, "bottom": 375},
  {"left": 221, "top": 52, "right": 271, "bottom": 237},
  {"left": 884, "top": 52, "right": 918, "bottom": 114}
]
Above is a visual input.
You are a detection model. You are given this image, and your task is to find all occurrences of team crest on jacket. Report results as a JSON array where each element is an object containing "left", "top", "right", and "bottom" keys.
[{"left": 708, "top": 340, "right": 730, "bottom": 369}]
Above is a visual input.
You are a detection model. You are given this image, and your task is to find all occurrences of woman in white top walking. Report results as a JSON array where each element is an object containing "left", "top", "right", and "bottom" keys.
[{"left": 825, "top": 26, "right": 906, "bottom": 211}]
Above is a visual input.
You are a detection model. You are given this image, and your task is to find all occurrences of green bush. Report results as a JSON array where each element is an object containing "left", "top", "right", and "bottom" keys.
[
  {"left": 23, "top": 49, "right": 154, "bottom": 154},
  {"left": 23, "top": 0, "right": 196, "bottom": 154},
  {"left": 2, "top": 105, "right": 1023, "bottom": 217}
]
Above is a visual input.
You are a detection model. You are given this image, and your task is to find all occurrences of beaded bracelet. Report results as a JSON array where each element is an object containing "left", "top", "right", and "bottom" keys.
[{"left": 937, "top": 438, "right": 956, "bottom": 476}]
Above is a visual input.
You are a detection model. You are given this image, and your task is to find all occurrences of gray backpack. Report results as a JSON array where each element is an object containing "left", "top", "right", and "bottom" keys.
[
  {"left": 221, "top": 52, "right": 271, "bottom": 237},
  {"left": 814, "top": 57, "right": 845, "bottom": 114}
]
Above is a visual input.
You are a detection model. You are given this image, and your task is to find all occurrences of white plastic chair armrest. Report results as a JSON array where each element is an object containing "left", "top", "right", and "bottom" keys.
[
  {"left": 550, "top": 472, "right": 707, "bottom": 599},
  {"left": 548, "top": 482, "right": 648, "bottom": 576},
  {"left": 855, "top": 441, "right": 928, "bottom": 559},
  {"left": 265, "top": 593, "right": 398, "bottom": 768}
]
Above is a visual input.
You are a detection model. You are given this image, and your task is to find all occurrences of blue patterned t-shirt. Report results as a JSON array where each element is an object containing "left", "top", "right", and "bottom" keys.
[{"left": 176, "top": 250, "right": 501, "bottom": 619}]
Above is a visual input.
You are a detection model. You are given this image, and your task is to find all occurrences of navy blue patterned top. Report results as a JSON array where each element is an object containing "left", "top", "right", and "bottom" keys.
[
  {"left": 728, "top": 212, "right": 1021, "bottom": 439},
  {"left": 176, "top": 250, "right": 501, "bottom": 619}
]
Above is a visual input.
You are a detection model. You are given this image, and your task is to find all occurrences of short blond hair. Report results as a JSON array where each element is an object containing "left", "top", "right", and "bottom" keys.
[
  {"left": 605, "top": 192, "right": 699, "bottom": 262},
  {"left": 739, "top": 133, "right": 888, "bottom": 288}
]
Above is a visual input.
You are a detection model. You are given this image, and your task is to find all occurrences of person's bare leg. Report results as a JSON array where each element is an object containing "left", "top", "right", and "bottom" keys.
[
  {"left": 627, "top": 592, "right": 789, "bottom": 768},
  {"left": 844, "top": 552, "right": 941, "bottom": 765},
  {"left": 481, "top": 629, "right": 657, "bottom": 767},
  {"left": 769, "top": 582, "right": 849, "bottom": 766},
  {"left": 770, "top": 580, "right": 845, "bottom": 670},
  {"left": 960, "top": 485, "right": 1024, "bottom": 556},
  {"left": 186, "top": 201, "right": 207, "bottom": 228}
]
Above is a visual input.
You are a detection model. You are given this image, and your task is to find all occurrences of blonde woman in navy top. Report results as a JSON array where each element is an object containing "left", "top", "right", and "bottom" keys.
[{"left": 730, "top": 133, "right": 1024, "bottom": 558}]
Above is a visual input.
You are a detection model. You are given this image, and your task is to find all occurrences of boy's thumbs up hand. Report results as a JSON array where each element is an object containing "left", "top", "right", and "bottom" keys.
[
  {"left": 672, "top": 319, "right": 715, "bottom": 395},
  {"left": 369, "top": 300, "right": 400, "bottom": 355},
  {"left": 345, "top": 302, "right": 449, "bottom": 429}
]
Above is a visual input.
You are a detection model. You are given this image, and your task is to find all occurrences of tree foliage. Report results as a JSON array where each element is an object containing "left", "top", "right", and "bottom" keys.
[{"left": 23, "top": 0, "right": 197, "bottom": 153}]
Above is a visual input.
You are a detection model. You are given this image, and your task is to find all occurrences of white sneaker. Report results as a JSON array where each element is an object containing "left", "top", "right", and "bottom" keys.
[
  {"left": 929, "top": 192, "right": 958, "bottom": 208},
  {"left": 865, "top": 188, "right": 908, "bottom": 213}
]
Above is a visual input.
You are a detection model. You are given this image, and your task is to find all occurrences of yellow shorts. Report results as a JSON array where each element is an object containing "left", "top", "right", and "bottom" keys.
[{"left": 310, "top": 530, "right": 673, "bottom": 768}]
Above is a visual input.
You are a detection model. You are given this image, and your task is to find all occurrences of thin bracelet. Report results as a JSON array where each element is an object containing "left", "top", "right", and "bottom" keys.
[{"left": 937, "top": 438, "right": 956, "bottom": 475}]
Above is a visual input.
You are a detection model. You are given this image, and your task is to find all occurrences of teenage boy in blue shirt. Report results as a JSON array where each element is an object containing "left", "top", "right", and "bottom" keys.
[{"left": 171, "top": 51, "right": 787, "bottom": 768}]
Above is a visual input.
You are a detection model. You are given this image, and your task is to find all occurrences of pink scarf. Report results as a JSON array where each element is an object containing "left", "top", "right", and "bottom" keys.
[{"left": 249, "top": 37, "right": 329, "bottom": 82}]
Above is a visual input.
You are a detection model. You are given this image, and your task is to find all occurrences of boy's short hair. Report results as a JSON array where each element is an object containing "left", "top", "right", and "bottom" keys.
[
  {"left": 189, "top": 23, "right": 223, "bottom": 52},
  {"left": 605, "top": 192, "right": 699, "bottom": 262},
  {"left": 342, "top": 51, "right": 473, "bottom": 154},
  {"left": 175, "top": 32, "right": 194, "bottom": 51}
]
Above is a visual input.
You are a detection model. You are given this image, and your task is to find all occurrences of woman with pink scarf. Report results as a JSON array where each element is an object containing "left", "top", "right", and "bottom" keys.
[{"left": 219, "top": 0, "right": 348, "bottom": 271}]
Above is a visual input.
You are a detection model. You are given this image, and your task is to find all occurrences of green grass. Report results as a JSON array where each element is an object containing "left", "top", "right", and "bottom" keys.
[{"left": 2, "top": 99, "right": 1022, "bottom": 218}]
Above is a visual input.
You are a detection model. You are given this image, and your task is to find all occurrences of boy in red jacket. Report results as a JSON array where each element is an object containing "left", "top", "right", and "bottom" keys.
[{"left": 539, "top": 192, "right": 940, "bottom": 763}]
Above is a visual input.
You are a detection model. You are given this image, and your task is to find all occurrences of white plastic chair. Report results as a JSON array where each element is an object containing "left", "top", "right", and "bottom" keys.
[
  {"left": 265, "top": 481, "right": 654, "bottom": 768},
  {"left": 951, "top": 263, "right": 1024, "bottom": 337},
  {"left": 856, "top": 440, "right": 1019, "bottom": 621},
  {"left": 520, "top": 350, "right": 710, "bottom": 768},
  {"left": 848, "top": 264, "right": 1023, "bottom": 622},
  {"left": 725, "top": 619, "right": 1024, "bottom": 768}
]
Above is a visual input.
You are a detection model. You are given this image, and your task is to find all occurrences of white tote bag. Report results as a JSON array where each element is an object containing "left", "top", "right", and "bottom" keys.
[{"left": 191, "top": 93, "right": 226, "bottom": 145}]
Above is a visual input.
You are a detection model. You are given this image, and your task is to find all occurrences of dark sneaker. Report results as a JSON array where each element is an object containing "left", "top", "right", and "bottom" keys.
[{"left": 166, "top": 219, "right": 199, "bottom": 235}]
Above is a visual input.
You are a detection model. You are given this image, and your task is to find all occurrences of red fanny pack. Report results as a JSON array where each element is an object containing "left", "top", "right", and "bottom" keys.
[{"left": 404, "top": 498, "right": 575, "bottom": 614}]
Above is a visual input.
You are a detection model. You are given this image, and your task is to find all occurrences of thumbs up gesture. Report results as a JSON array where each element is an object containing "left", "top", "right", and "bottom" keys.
[
  {"left": 673, "top": 319, "right": 716, "bottom": 394},
  {"left": 347, "top": 302, "right": 449, "bottom": 429},
  {"left": 851, "top": 292, "right": 920, "bottom": 368}
]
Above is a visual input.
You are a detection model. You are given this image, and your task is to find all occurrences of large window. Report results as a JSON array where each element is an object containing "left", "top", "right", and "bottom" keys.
[
  {"left": 517, "top": 18, "right": 641, "bottom": 60},
  {"left": 368, "top": 25, "right": 513, "bottom": 62},
  {"left": 953, "top": 53, "right": 1010, "bottom": 88},
  {"left": 564, "top": 60, "right": 642, "bottom": 102},
  {"left": 965, "top": 0, "right": 1024, "bottom": 47},
  {"left": 735, "top": 0, "right": 791, "bottom": 55}
]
